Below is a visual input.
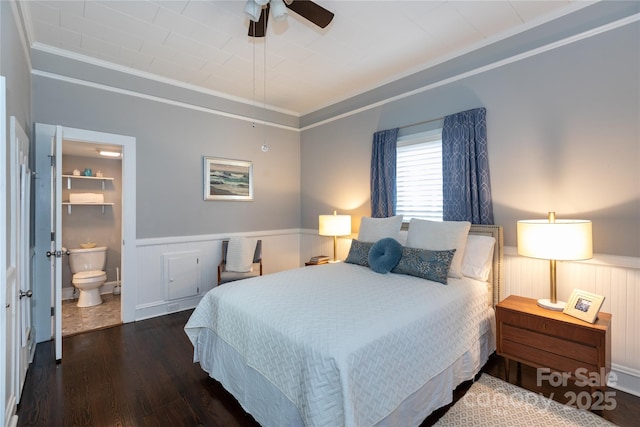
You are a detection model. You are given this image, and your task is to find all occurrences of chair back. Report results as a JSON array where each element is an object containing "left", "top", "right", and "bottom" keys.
[{"left": 222, "top": 239, "right": 262, "bottom": 263}]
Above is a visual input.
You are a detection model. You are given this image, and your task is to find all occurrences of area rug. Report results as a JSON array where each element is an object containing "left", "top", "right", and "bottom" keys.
[{"left": 434, "top": 374, "right": 617, "bottom": 426}]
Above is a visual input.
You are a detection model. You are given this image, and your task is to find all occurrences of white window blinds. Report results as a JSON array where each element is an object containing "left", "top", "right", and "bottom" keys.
[{"left": 396, "top": 129, "right": 443, "bottom": 222}]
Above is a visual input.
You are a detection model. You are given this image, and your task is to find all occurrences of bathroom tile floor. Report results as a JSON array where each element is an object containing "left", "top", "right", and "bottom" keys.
[{"left": 62, "top": 293, "right": 121, "bottom": 336}]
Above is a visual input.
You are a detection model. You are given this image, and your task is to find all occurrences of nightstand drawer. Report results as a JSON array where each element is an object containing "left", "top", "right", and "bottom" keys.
[
  {"left": 501, "top": 339, "right": 599, "bottom": 375},
  {"left": 499, "top": 308, "right": 603, "bottom": 346},
  {"left": 502, "top": 323, "right": 598, "bottom": 365}
]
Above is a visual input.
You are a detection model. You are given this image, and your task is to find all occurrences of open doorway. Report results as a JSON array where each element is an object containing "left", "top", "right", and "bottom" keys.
[
  {"left": 60, "top": 140, "right": 123, "bottom": 335},
  {"left": 34, "top": 124, "right": 137, "bottom": 361}
]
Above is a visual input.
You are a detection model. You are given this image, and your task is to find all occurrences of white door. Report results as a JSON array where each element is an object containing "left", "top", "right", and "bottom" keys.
[
  {"left": 50, "top": 127, "right": 63, "bottom": 361},
  {"left": 1, "top": 76, "right": 20, "bottom": 427},
  {"left": 10, "top": 116, "right": 33, "bottom": 399}
]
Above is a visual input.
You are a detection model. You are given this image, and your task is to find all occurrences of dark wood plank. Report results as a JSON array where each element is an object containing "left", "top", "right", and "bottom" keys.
[{"left": 17, "top": 310, "right": 638, "bottom": 427}]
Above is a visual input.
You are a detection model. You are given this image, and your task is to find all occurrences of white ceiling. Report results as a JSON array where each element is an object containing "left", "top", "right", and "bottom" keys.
[{"left": 24, "top": 0, "right": 584, "bottom": 116}]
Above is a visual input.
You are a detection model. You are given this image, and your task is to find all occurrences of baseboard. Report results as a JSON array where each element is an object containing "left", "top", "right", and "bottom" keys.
[
  {"left": 135, "top": 294, "right": 204, "bottom": 321},
  {"left": 610, "top": 365, "right": 640, "bottom": 397}
]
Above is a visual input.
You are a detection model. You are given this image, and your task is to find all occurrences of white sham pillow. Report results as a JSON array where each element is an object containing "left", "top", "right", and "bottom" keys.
[
  {"left": 397, "top": 230, "right": 408, "bottom": 246},
  {"left": 461, "top": 234, "right": 495, "bottom": 281},
  {"left": 357, "top": 215, "right": 403, "bottom": 243},
  {"left": 406, "top": 218, "right": 471, "bottom": 278},
  {"left": 226, "top": 236, "right": 257, "bottom": 273}
]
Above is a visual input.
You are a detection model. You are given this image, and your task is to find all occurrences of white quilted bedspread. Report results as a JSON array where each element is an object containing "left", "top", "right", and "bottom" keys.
[{"left": 185, "top": 262, "right": 491, "bottom": 427}]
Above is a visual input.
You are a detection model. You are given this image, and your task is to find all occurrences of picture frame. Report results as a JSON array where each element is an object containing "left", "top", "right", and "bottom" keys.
[
  {"left": 563, "top": 289, "right": 605, "bottom": 323},
  {"left": 203, "top": 157, "right": 253, "bottom": 201}
]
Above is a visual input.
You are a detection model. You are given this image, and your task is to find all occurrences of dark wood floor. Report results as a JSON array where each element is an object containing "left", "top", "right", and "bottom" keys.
[{"left": 17, "top": 309, "right": 639, "bottom": 427}]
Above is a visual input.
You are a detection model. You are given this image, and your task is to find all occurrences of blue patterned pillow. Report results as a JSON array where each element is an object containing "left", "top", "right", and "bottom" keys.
[
  {"left": 392, "top": 247, "right": 456, "bottom": 284},
  {"left": 368, "top": 238, "right": 403, "bottom": 274},
  {"left": 345, "top": 239, "right": 374, "bottom": 267}
]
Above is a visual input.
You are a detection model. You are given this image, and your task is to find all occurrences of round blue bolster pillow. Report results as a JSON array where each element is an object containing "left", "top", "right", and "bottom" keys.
[{"left": 368, "top": 237, "right": 403, "bottom": 274}]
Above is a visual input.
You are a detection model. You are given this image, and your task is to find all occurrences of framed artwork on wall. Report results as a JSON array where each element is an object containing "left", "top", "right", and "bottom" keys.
[{"left": 203, "top": 157, "right": 253, "bottom": 201}]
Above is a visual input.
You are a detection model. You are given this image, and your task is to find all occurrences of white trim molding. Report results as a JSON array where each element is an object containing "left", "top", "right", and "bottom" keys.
[{"left": 31, "top": 70, "right": 299, "bottom": 133}]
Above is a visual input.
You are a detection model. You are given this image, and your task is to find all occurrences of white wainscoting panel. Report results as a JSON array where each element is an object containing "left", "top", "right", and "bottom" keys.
[
  {"left": 504, "top": 247, "right": 640, "bottom": 396},
  {"left": 135, "top": 229, "right": 301, "bottom": 320}
]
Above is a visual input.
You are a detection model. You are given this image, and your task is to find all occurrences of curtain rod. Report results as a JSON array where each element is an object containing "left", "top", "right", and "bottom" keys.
[{"left": 398, "top": 115, "right": 445, "bottom": 130}]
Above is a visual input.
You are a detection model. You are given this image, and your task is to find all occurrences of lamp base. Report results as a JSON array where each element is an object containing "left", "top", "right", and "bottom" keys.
[{"left": 537, "top": 298, "right": 566, "bottom": 311}]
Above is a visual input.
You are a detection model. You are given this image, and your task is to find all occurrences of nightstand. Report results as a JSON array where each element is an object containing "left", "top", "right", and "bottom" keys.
[{"left": 496, "top": 295, "right": 611, "bottom": 389}]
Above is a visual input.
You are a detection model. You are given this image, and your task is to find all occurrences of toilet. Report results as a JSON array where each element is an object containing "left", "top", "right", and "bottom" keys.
[{"left": 68, "top": 246, "right": 108, "bottom": 307}]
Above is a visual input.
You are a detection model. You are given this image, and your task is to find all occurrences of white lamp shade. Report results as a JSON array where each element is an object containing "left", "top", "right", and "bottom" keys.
[
  {"left": 319, "top": 213, "right": 351, "bottom": 237},
  {"left": 271, "top": 0, "right": 288, "bottom": 21},
  {"left": 517, "top": 219, "right": 593, "bottom": 261},
  {"left": 244, "top": 0, "right": 262, "bottom": 21}
]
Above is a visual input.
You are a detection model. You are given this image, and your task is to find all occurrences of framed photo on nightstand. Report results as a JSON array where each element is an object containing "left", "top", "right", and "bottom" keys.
[{"left": 563, "top": 289, "right": 605, "bottom": 323}]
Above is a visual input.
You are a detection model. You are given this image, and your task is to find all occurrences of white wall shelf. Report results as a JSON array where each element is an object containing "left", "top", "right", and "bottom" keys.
[
  {"left": 62, "top": 174, "right": 114, "bottom": 190},
  {"left": 61, "top": 202, "right": 114, "bottom": 214},
  {"left": 62, "top": 174, "right": 114, "bottom": 213}
]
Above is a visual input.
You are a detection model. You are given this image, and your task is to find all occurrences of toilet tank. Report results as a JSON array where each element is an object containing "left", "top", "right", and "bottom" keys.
[{"left": 68, "top": 246, "right": 107, "bottom": 273}]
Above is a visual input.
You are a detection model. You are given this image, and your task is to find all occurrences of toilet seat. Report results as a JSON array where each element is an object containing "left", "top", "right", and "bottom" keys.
[{"left": 72, "top": 270, "right": 106, "bottom": 284}]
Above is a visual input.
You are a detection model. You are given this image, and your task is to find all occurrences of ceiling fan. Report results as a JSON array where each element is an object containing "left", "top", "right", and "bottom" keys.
[{"left": 244, "top": 0, "right": 334, "bottom": 37}]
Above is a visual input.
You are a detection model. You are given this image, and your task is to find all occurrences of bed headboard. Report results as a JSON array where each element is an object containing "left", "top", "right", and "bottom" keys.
[{"left": 469, "top": 224, "right": 504, "bottom": 307}]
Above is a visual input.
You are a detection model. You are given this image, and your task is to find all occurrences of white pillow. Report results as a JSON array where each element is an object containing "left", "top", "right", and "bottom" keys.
[
  {"left": 461, "top": 234, "right": 495, "bottom": 281},
  {"left": 357, "top": 215, "right": 403, "bottom": 243},
  {"left": 397, "top": 230, "right": 408, "bottom": 246},
  {"left": 406, "top": 219, "right": 471, "bottom": 278},
  {"left": 226, "top": 237, "right": 257, "bottom": 273}
]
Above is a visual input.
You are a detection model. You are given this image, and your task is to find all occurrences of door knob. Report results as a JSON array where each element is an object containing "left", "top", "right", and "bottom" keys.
[{"left": 19, "top": 290, "right": 33, "bottom": 299}]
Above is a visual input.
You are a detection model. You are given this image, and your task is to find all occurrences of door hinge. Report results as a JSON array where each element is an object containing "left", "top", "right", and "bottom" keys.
[
  {"left": 51, "top": 232, "right": 55, "bottom": 241},
  {"left": 51, "top": 307, "right": 55, "bottom": 316},
  {"left": 49, "top": 155, "right": 56, "bottom": 166}
]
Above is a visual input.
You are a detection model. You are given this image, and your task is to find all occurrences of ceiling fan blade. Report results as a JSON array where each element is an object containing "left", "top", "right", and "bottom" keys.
[
  {"left": 248, "top": 4, "right": 269, "bottom": 37},
  {"left": 286, "top": 0, "right": 334, "bottom": 28}
]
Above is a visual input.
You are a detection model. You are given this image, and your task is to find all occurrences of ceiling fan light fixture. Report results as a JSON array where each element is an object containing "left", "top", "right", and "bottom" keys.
[
  {"left": 271, "top": 0, "right": 288, "bottom": 22},
  {"left": 244, "top": 0, "right": 262, "bottom": 22},
  {"left": 246, "top": 0, "right": 334, "bottom": 36}
]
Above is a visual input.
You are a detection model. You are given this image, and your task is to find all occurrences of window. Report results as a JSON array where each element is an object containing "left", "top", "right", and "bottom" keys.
[{"left": 396, "top": 129, "right": 443, "bottom": 222}]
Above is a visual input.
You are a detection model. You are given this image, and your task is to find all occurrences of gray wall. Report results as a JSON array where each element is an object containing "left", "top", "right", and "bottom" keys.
[
  {"left": 1, "top": 0, "right": 32, "bottom": 262},
  {"left": 1, "top": 1, "right": 31, "bottom": 130},
  {"left": 301, "top": 23, "right": 640, "bottom": 257},
  {"left": 61, "top": 155, "right": 122, "bottom": 289},
  {"left": 33, "top": 78, "right": 301, "bottom": 239}
]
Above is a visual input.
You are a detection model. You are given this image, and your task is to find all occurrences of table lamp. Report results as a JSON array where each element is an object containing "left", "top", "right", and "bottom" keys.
[
  {"left": 319, "top": 210, "right": 351, "bottom": 262},
  {"left": 517, "top": 212, "right": 592, "bottom": 311}
]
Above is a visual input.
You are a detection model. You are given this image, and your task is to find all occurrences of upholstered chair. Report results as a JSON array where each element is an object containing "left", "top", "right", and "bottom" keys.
[{"left": 217, "top": 239, "right": 263, "bottom": 285}]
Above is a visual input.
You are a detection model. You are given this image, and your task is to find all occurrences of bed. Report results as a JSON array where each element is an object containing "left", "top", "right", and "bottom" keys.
[{"left": 185, "top": 223, "right": 503, "bottom": 427}]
